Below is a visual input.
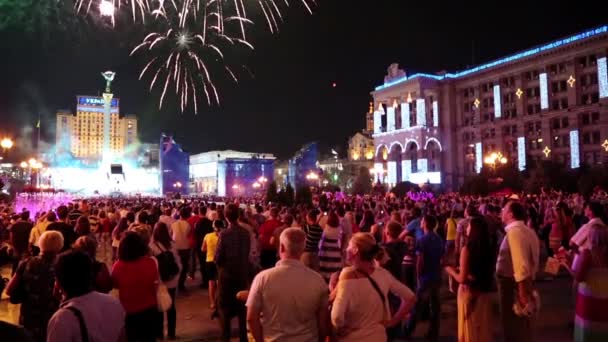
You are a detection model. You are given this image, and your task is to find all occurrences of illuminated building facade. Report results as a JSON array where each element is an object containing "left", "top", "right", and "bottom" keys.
[
  {"left": 348, "top": 132, "right": 375, "bottom": 162},
  {"left": 372, "top": 25, "right": 608, "bottom": 190},
  {"left": 56, "top": 96, "right": 138, "bottom": 160},
  {"left": 190, "top": 150, "right": 275, "bottom": 196},
  {"left": 160, "top": 134, "right": 189, "bottom": 195}
]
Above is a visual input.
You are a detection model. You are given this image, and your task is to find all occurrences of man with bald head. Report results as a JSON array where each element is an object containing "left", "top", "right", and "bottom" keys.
[{"left": 247, "top": 228, "right": 329, "bottom": 342}]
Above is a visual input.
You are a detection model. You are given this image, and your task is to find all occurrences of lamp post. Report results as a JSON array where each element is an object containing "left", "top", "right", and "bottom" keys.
[{"left": 483, "top": 152, "right": 507, "bottom": 172}]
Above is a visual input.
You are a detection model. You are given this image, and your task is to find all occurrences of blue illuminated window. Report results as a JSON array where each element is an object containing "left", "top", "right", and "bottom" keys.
[
  {"left": 475, "top": 142, "right": 482, "bottom": 173},
  {"left": 433, "top": 101, "right": 439, "bottom": 127},
  {"left": 517, "top": 137, "right": 526, "bottom": 171},
  {"left": 599, "top": 57, "right": 608, "bottom": 98},
  {"left": 401, "top": 103, "right": 410, "bottom": 129},
  {"left": 540, "top": 73, "right": 549, "bottom": 110},
  {"left": 493, "top": 85, "right": 502, "bottom": 118},
  {"left": 416, "top": 99, "right": 426, "bottom": 127},
  {"left": 570, "top": 130, "right": 580, "bottom": 169}
]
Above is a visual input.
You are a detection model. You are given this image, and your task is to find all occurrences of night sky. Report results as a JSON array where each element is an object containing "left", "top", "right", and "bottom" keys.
[{"left": 0, "top": 0, "right": 606, "bottom": 161}]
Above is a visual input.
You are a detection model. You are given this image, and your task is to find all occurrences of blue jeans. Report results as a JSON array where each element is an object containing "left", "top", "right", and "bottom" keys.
[{"left": 404, "top": 279, "right": 441, "bottom": 341}]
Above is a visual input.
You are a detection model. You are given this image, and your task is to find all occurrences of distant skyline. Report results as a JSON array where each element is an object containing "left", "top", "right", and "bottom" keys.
[{"left": 0, "top": 0, "right": 606, "bottom": 160}]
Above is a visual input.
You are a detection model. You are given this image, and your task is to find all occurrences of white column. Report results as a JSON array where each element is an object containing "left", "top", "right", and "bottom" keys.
[
  {"left": 387, "top": 106, "right": 396, "bottom": 132},
  {"left": 540, "top": 73, "right": 549, "bottom": 110},
  {"left": 416, "top": 98, "right": 426, "bottom": 127},
  {"left": 475, "top": 142, "right": 482, "bottom": 173},
  {"left": 402, "top": 160, "right": 411, "bottom": 182},
  {"left": 517, "top": 137, "right": 526, "bottom": 171},
  {"left": 373, "top": 111, "right": 381, "bottom": 134},
  {"left": 432, "top": 101, "right": 439, "bottom": 127},
  {"left": 570, "top": 130, "right": 580, "bottom": 169},
  {"left": 417, "top": 158, "right": 428, "bottom": 173},
  {"left": 387, "top": 161, "right": 397, "bottom": 184},
  {"left": 373, "top": 162, "right": 383, "bottom": 182},
  {"left": 598, "top": 57, "right": 608, "bottom": 99},
  {"left": 493, "top": 84, "right": 502, "bottom": 118},
  {"left": 401, "top": 103, "right": 410, "bottom": 129}
]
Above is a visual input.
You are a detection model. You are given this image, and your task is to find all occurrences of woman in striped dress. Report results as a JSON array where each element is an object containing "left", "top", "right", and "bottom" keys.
[
  {"left": 569, "top": 223, "right": 608, "bottom": 341},
  {"left": 318, "top": 212, "right": 344, "bottom": 282}
]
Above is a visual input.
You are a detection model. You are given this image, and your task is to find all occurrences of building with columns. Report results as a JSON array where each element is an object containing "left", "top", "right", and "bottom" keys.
[{"left": 371, "top": 25, "right": 608, "bottom": 191}]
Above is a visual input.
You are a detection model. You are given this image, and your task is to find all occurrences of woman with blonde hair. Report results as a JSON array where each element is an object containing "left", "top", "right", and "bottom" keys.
[
  {"left": 331, "top": 232, "right": 416, "bottom": 341},
  {"left": 7, "top": 231, "right": 64, "bottom": 341}
]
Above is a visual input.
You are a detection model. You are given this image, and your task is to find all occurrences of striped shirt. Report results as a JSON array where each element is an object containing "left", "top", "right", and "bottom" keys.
[
  {"left": 318, "top": 226, "right": 343, "bottom": 282},
  {"left": 304, "top": 224, "right": 323, "bottom": 252}
]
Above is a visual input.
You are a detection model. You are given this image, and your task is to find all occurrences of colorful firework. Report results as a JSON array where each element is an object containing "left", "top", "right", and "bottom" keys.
[{"left": 74, "top": 0, "right": 150, "bottom": 25}]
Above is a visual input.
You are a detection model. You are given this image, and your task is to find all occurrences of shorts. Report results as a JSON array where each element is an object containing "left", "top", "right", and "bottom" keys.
[{"left": 206, "top": 262, "right": 217, "bottom": 280}]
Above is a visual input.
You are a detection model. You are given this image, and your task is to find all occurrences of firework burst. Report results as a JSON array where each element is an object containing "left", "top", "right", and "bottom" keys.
[{"left": 74, "top": 0, "right": 151, "bottom": 25}]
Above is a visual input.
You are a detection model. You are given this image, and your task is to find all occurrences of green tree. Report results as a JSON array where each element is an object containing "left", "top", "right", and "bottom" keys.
[
  {"left": 351, "top": 167, "right": 372, "bottom": 195},
  {"left": 279, "top": 183, "right": 295, "bottom": 207},
  {"left": 265, "top": 181, "right": 279, "bottom": 204}
]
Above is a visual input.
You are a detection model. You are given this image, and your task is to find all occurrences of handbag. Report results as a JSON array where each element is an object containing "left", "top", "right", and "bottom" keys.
[{"left": 156, "top": 283, "right": 172, "bottom": 312}]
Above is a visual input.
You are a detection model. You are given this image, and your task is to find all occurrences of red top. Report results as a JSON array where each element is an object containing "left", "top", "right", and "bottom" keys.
[
  {"left": 258, "top": 219, "right": 283, "bottom": 250},
  {"left": 111, "top": 257, "right": 158, "bottom": 313},
  {"left": 100, "top": 218, "right": 112, "bottom": 233},
  {"left": 187, "top": 216, "right": 201, "bottom": 248}
]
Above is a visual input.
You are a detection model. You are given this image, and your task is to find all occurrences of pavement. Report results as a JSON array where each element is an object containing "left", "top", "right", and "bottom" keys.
[{"left": 1, "top": 264, "right": 575, "bottom": 342}]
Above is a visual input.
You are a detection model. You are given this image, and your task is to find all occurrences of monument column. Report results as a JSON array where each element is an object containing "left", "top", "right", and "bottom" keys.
[{"left": 101, "top": 71, "right": 116, "bottom": 160}]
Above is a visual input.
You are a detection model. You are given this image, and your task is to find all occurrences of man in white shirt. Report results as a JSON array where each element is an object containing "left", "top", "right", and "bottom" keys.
[
  {"left": 247, "top": 228, "right": 329, "bottom": 342},
  {"left": 495, "top": 201, "right": 540, "bottom": 342},
  {"left": 172, "top": 207, "right": 192, "bottom": 292},
  {"left": 570, "top": 201, "right": 604, "bottom": 252},
  {"left": 47, "top": 250, "right": 125, "bottom": 342}
]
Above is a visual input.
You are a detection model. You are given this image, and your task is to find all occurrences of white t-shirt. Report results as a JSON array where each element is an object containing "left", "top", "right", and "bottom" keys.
[
  {"left": 331, "top": 266, "right": 415, "bottom": 342},
  {"left": 47, "top": 291, "right": 125, "bottom": 342}
]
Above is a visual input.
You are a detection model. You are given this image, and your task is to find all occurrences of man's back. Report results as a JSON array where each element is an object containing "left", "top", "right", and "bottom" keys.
[
  {"left": 247, "top": 260, "right": 328, "bottom": 342},
  {"left": 10, "top": 221, "right": 33, "bottom": 255},
  {"left": 259, "top": 219, "right": 282, "bottom": 250},
  {"left": 47, "top": 291, "right": 125, "bottom": 342},
  {"left": 171, "top": 220, "right": 191, "bottom": 250},
  {"left": 417, "top": 232, "right": 444, "bottom": 283},
  {"left": 216, "top": 224, "right": 251, "bottom": 275}
]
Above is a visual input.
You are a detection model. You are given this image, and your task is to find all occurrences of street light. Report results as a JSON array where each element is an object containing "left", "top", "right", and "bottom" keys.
[
  {"left": 252, "top": 182, "right": 261, "bottom": 189},
  {"left": 1, "top": 138, "right": 13, "bottom": 151},
  {"left": 306, "top": 171, "right": 319, "bottom": 181},
  {"left": 484, "top": 151, "right": 507, "bottom": 171}
]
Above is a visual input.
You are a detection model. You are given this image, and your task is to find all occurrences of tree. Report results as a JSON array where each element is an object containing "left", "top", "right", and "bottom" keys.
[
  {"left": 265, "top": 181, "right": 279, "bottom": 204},
  {"left": 279, "top": 183, "right": 295, "bottom": 207},
  {"left": 295, "top": 186, "right": 313, "bottom": 206},
  {"left": 351, "top": 167, "right": 372, "bottom": 195}
]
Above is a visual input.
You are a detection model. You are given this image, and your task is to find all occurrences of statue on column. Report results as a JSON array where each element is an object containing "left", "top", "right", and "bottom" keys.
[{"left": 101, "top": 71, "right": 116, "bottom": 93}]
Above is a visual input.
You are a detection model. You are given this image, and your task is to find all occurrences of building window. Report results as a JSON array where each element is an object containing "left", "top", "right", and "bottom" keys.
[{"left": 593, "top": 131, "right": 601, "bottom": 144}]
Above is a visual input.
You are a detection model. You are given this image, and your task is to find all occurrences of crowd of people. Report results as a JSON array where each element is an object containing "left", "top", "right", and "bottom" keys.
[{"left": 0, "top": 189, "right": 606, "bottom": 341}]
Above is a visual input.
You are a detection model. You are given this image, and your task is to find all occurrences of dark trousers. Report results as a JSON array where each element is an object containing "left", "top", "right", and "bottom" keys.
[
  {"left": 405, "top": 280, "right": 441, "bottom": 341},
  {"left": 260, "top": 249, "right": 277, "bottom": 269},
  {"left": 178, "top": 249, "right": 190, "bottom": 290},
  {"left": 197, "top": 249, "right": 208, "bottom": 286},
  {"left": 156, "top": 287, "right": 177, "bottom": 338},
  {"left": 218, "top": 305, "right": 247, "bottom": 342},
  {"left": 496, "top": 276, "right": 535, "bottom": 342},
  {"left": 126, "top": 307, "right": 158, "bottom": 342}
]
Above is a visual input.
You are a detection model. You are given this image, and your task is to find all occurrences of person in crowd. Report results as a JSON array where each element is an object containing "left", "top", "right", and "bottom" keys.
[
  {"left": 359, "top": 209, "right": 375, "bottom": 233},
  {"left": 97, "top": 210, "right": 112, "bottom": 264},
  {"left": 88, "top": 208, "right": 100, "bottom": 234},
  {"left": 172, "top": 207, "right": 192, "bottom": 292},
  {"left": 111, "top": 232, "right": 160, "bottom": 342},
  {"left": 258, "top": 207, "right": 282, "bottom": 269},
  {"left": 570, "top": 201, "right": 605, "bottom": 254},
  {"left": 8, "top": 211, "right": 33, "bottom": 274},
  {"left": 301, "top": 209, "right": 323, "bottom": 271},
  {"left": 318, "top": 212, "right": 344, "bottom": 282},
  {"left": 401, "top": 232, "right": 417, "bottom": 291},
  {"left": 29, "top": 211, "right": 54, "bottom": 256},
  {"left": 445, "top": 217, "right": 496, "bottom": 342},
  {"left": 561, "top": 223, "right": 608, "bottom": 341},
  {"left": 68, "top": 203, "right": 84, "bottom": 226},
  {"left": 159, "top": 208, "right": 176, "bottom": 229},
  {"left": 72, "top": 236, "right": 112, "bottom": 293},
  {"left": 238, "top": 209, "right": 261, "bottom": 273},
  {"left": 111, "top": 217, "right": 129, "bottom": 262},
  {"left": 6, "top": 231, "right": 63, "bottom": 342},
  {"left": 247, "top": 228, "right": 329, "bottom": 342},
  {"left": 444, "top": 209, "right": 460, "bottom": 258},
  {"left": 214, "top": 203, "right": 251, "bottom": 342},
  {"left": 75, "top": 216, "right": 94, "bottom": 239},
  {"left": 404, "top": 207, "right": 423, "bottom": 240},
  {"left": 187, "top": 206, "right": 202, "bottom": 280},
  {"left": 382, "top": 221, "right": 410, "bottom": 339},
  {"left": 194, "top": 206, "right": 214, "bottom": 288},
  {"left": 331, "top": 232, "right": 416, "bottom": 341},
  {"left": 495, "top": 201, "right": 540, "bottom": 342},
  {"left": 404, "top": 215, "right": 444, "bottom": 341},
  {"left": 47, "top": 206, "right": 76, "bottom": 253},
  {"left": 0, "top": 320, "right": 33, "bottom": 342},
  {"left": 202, "top": 219, "right": 224, "bottom": 310},
  {"left": 150, "top": 221, "right": 182, "bottom": 340},
  {"left": 455, "top": 205, "right": 478, "bottom": 256},
  {"left": 47, "top": 250, "right": 125, "bottom": 342}
]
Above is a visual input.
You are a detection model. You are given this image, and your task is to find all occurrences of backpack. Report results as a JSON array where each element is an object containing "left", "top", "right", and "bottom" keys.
[{"left": 154, "top": 243, "right": 179, "bottom": 282}]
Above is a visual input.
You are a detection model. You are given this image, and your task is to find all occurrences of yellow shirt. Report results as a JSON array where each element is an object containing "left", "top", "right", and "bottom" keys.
[
  {"left": 446, "top": 218, "right": 457, "bottom": 241},
  {"left": 203, "top": 232, "right": 219, "bottom": 262}
]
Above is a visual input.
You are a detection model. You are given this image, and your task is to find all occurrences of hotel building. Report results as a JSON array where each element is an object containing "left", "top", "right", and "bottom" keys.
[
  {"left": 56, "top": 96, "right": 138, "bottom": 160},
  {"left": 371, "top": 25, "right": 608, "bottom": 191}
]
